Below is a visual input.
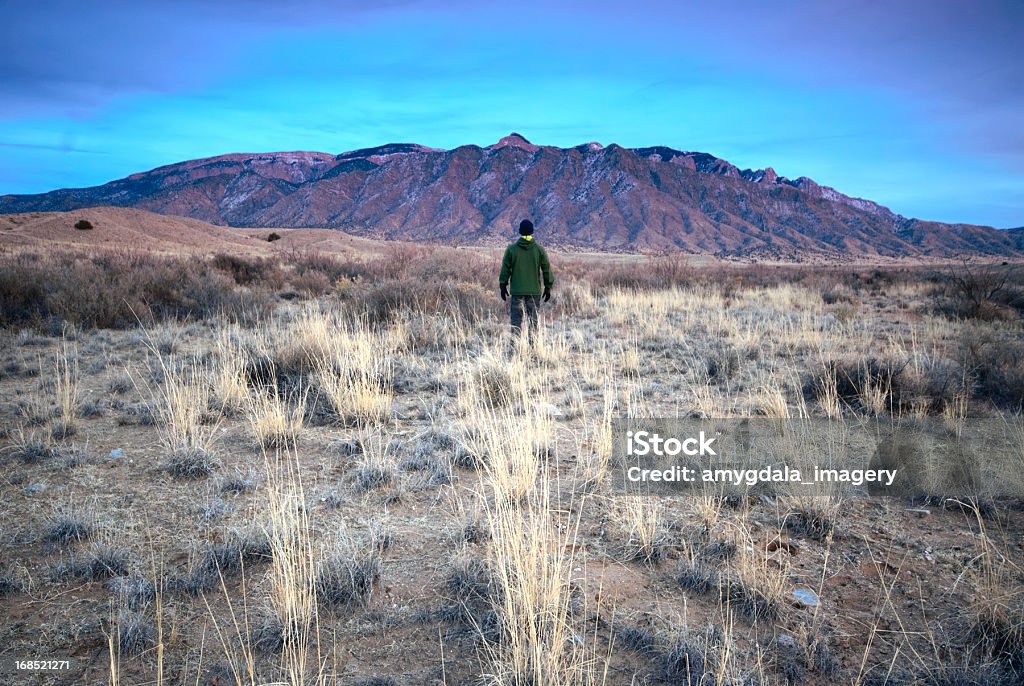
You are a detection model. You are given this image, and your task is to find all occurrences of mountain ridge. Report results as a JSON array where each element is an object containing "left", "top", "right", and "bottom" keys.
[{"left": 2, "top": 134, "right": 1021, "bottom": 258}]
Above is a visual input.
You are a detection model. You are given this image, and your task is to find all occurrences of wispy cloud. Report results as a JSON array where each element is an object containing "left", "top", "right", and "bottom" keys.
[{"left": 0, "top": 141, "right": 102, "bottom": 154}]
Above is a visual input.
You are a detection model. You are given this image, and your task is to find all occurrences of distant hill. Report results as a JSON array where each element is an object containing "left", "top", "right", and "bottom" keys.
[{"left": 2, "top": 133, "right": 1021, "bottom": 258}]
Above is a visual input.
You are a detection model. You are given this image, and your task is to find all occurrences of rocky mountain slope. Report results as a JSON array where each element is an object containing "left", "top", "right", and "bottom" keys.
[{"left": 3, "top": 133, "right": 1021, "bottom": 257}]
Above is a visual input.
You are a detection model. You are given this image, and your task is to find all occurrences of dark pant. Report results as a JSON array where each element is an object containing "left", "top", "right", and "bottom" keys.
[{"left": 509, "top": 294, "right": 541, "bottom": 338}]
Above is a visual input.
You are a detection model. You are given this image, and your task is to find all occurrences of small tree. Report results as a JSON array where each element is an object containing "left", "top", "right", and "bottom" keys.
[
  {"left": 267, "top": 232, "right": 281, "bottom": 242},
  {"left": 947, "top": 259, "right": 1013, "bottom": 320},
  {"left": 74, "top": 219, "right": 93, "bottom": 230}
]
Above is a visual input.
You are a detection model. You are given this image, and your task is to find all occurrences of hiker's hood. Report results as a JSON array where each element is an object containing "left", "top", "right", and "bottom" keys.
[{"left": 516, "top": 236, "right": 535, "bottom": 249}]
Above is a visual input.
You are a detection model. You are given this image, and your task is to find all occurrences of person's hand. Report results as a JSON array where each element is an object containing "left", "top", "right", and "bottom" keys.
[
  {"left": 542, "top": 286, "right": 551, "bottom": 303},
  {"left": 500, "top": 285, "right": 509, "bottom": 301}
]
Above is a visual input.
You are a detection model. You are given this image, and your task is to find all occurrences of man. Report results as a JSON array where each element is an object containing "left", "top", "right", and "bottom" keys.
[{"left": 499, "top": 219, "right": 553, "bottom": 340}]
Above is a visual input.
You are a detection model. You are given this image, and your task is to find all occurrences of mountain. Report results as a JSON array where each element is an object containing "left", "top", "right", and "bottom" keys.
[{"left": 2, "top": 133, "right": 1021, "bottom": 258}]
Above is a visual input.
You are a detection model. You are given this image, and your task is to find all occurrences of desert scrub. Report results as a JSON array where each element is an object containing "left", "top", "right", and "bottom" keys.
[
  {"left": 0, "top": 568, "right": 26, "bottom": 597},
  {"left": 805, "top": 356, "right": 909, "bottom": 416},
  {"left": 0, "top": 249, "right": 275, "bottom": 330},
  {"left": 51, "top": 540, "right": 131, "bottom": 581},
  {"left": 210, "top": 327, "right": 251, "bottom": 416},
  {"left": 677, "top": 555, "right": 721, "bottom": 594},
  {"left": 104, "top": 575, "right": 157, "bottom": 610},
  {"left": 166, "top": 447, "right": 220, "bottom": 479},
  {"left": 444, "top": 553, "right": 495, "bottom": 624},
  {"left": 187, "top": 529, "right": 272, "bottom": 587},
  {"left": 51, "top": 337, "right": 80, "bottom": 439},
  {"left": 8, "top": 427, "right": 56, "bottom": 463},
  {"left": 662, "top": 624, "right": 749, "bottom": 686},
  {"left": 144, "top": 356, "right": 221, "bottom": 477},
  {"left": 350, "top": 436, "right": 396, "bottom": 493},
  {"left": 247, "top": 385, "right": 305, "bottom": 451},
  {"left": 45, "top": 513, "right": 94, "bottom": 547},
  {"left": 616, "top": 497, "right": 666, "bottom": 566},
  {"left": 217, "top": 468, "right": 259, "bottom": 495},
  {"left": 783, "top": 496, "right": 842, "bottom": 542},
  {"left": 964, "top": 515, "right": 1024, "bottom": 675},
  {"left": 263, "top": 450, "right": 318, "bottom": 676},
  {"left": 315, "top": 544, "right": 382, "bottom": 611},
  {"left": 303, "top": 316, "right": 395, "bottom": 427},
  {"left": 111, "top": 608, "right": 156, "bottom": 657}
]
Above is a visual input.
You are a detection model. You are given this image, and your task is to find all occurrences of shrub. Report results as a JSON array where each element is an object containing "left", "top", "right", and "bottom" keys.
[
  {"left": 290, "top": 250, "right": 366, "bottom": 285},
  {"left": 115, "top": 610, "right": 156, "bottom": 656},
  {"left": 50, "top": 544, "right": 130, "bottom": 581},
  {"left": 353, "top": 278, "right": 492, "bottom": 327},
  {"left": 0, "top": 250, "right": 276, "bottom": 330},
  {"left": 962, "top": 330, "right": 1024, "bottom": 409},
  {"left": 316, "top": 550, "right": 381, "bottom": 610},
  {"left": 0, "top": 572, "right": 23, "bottom": 596},
  {"left": 805, "top": 357, "right": 909, "bottom": 416},
  {"left": 663, "top": 626, "right": 728, "bottom": 685},
  {"left": 211, "top": 253, "right": 283, "bottom": 287},
  {"left": 783, "top": 507, "right": 837, "bottom": 542},
  {"left": 267, "top": 232, "right": 281, "bottom": 242},
  {"left": 939, "top": 261, "right": 1022, "bottom": 321},
  {"left": 0, "top": 255, "right": 47, "bottom": 326},
  {"left": 104, "top": 575, "right": 157, "bottom": 610},
  {"left": 616, "top": 625, "right": 657, "bottom": 654},
  {"left": 45, "top": 516, "right": 92, "bottom": 546},
  {"left": 166, "top": 448, "right": 220, "bottom": 479},
  {"left": 73, "top": 219, "right": 93, "bottom": 230}
]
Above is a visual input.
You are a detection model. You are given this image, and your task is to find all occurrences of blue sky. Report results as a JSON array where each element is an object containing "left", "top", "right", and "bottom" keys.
[{"left": 1, "top": 0, "right": 1022, "bottom": 227}]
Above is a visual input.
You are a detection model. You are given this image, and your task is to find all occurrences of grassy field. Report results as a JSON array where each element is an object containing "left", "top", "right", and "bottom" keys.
[{"left": 1, "top": 227, "right": 1023, "bottom": 686}]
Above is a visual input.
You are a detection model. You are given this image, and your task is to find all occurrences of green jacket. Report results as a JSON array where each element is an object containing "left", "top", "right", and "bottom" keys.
[{"left": 499, "top": 237, "right": 553, "bottom": 296}]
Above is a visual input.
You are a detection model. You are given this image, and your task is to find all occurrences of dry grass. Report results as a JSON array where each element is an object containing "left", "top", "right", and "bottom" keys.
[
  {"left": 350, "top": 434, "right": 397, "bottom": 494},
  {"left": 262, "top": 449, "right": 321, "bottom": 685},
  {"left": 1, "top": 240, "right": 1022, "bottom": 685},
  {"left": 51, "top": 336, "right": 81, "bottom": 440},
  {"left": 477, "top": 451, "right": 594, "bottom": 686},
  {"left": 247, "top": 385, "right": 305, "bottom": 451},
  {"left": 617, "top": 496, "right": 665, "bottom": 566},
  {"left": 211, "top": 327, "right": 251, "bottom": 417},
  {"left": 140, "top": 354, "right": 221, "bottom": 477},
  {"left": 308, "top": 318, "right": 395, "bottom": 427},
  {"left": 724, "top": 524, "right": 789, "bottom": 623}
]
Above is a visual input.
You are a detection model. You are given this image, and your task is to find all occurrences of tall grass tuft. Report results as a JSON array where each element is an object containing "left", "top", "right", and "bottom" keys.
[
  {"left": 247, "top": 384, "right": 306, "bottom": 451},
  {"left": 263, "top": 449, "right": 321, "bottom": 685},
  {"left": 481, "top": 476, "right": 592, "bottom": 686},
  {"left": 305, "top": 316, "right": 395, "bottom": 427},
  {"left": 211, "top": 327, "right": 252, "bottom": 417},
  {"left": 142, "top": 355, "right": 220, "bottom": 477},
  {"left": 52, "top": 336, "right": 80, "bottom": 439},
  {"left": 467, "top": 384, "right": 603, "bottom": 685}
]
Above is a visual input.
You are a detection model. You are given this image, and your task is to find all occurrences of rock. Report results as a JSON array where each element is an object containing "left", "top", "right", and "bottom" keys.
[
  {"left": 109, "top": 448, "right": 124, "bottom": 458},
  {"left": 22, "top": 482, "right": 46, "bottom": 496},
  {"left": 792, "top": 587, "right": 819, "bottom": 608}
]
